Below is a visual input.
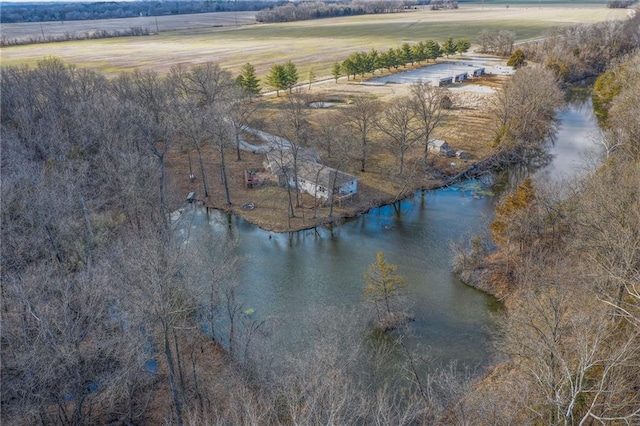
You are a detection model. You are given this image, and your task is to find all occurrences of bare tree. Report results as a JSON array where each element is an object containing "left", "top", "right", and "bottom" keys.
[
  {"left": 112, "top": 70, "right": 175, "bottom": 223},
  {"left": 280, "top": 90, "right": 314, "bottom": 208},
  {"left": 207, "top": 108, "right": 235, "bottom": 207},
  {"left": 477, "top": 29, "right": 515, "bottom": 56},
  {"left": 228, "top": 84, "right": 259, "bottom": 161},
  {"left": 341, "top": 95, "right": 381, "bottom": 172},
  {"left": 171, "top": 63, "right": 236, "bottom": 206},
  {"left": 117, "top": 228, "right": 203, "bottom": 426},
  {"left": 308, "top": 113, "right": 353, "bottom": 218},
  {"left": 376, "top": 97, "right": 422, "bottom": 175},
  {"left": 491, "top": 66, "right": 564, "bottom": 159},
  {"left": 606, "top": 55, "right": 640, "bottom": 160},
  {"left": 410, "top": 80, "right": 449, "bottom": 162},
  {"left": 313, "top": 110, "right": 345, "bottom": 160},
  {"left": 169, "top": 65, "right": 212, "bottom": 196},
  {"left": 497, "top": 261, "right": 640, "bottom": 425}
]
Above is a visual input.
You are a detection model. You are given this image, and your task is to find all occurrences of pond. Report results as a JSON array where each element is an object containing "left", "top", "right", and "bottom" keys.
[{"left": 176, "top": 90, "right": 602, "bottom": 378}]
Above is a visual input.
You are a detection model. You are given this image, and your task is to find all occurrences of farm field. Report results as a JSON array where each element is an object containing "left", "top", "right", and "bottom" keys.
[
  {"left": 0, "top": 11, "right": 258, "bottom": 44},
  {"left": 0, "top": 5, "right": 629, "bottom": 79}
]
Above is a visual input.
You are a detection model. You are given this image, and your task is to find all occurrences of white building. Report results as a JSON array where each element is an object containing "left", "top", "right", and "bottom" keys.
[
  {"left": 264, "top": 151, "right": 358, "bottom": 203},
  {"left": 296, "top": 161, "right": 358, "bottom": 202}
]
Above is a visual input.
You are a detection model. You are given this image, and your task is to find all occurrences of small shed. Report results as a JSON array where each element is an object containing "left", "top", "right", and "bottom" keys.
[
  {"left": 471, "top": 67, "right": 485, "bottom": 77},
  {"left": 436, "top": 76, "right": 453, "bottom": 86},
  {"left": 456, "top": 150, "right": 472, "bottom": 160},
  {"left": 452, "top": 71, "right": 468, "bottom": 83},
  {"left": 428, "top": 139, "right": 455, "bottom": 157}
]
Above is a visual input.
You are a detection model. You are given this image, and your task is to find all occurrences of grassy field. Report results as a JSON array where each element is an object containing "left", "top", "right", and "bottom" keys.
[
  {"left": 0, "top": 5, "right": 629, "bottom": 79},
  {"left": 0, "top": 11, "right": 258, "bottom": 43}
]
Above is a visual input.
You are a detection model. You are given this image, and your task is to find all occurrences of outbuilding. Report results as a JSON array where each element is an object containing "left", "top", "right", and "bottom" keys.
[{"left": 427, "top": 139, "right": 456, "bottom": 157}]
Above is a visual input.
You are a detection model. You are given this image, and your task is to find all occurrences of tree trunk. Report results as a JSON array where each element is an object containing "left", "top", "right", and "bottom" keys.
[
  {"left": 235, "top": 128, "right": 242, "bottom": 161},
  {"left": 163, "top": 322, "right": 184, "bottom": 426},
  {"left": 194, "top": 143, "right": 209, "bottom": 198},
  {"left": 220, "top": 142, "right": 231, "bottom": 206}
]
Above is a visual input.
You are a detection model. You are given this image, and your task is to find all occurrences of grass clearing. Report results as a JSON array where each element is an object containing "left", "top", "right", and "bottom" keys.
[{"left": 1, "top": 5, "right": 628, "bottom": 79}]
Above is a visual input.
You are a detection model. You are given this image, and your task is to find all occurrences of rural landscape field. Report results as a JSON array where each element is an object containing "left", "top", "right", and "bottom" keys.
[
  {"left": 1, "top": 5, "right": 629, "bottom": 77},
  {"left": 2, "top": 1, "right": 639, "bottom": 425}
]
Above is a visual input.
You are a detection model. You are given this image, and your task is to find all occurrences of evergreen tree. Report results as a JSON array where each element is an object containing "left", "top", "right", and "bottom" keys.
[
  {"left": 399, "top": 42, "right": 413, "bottom": 66},
  {"left": 378, "top": 50, "right": 390, "bottom": 71},
  {"left": 412, "top": 41, "right": 427, "bottom": 63},
  {"left": 380, "top": 48, "right": 401, "bottom": 70},
  {"left": 490, "top": 177, "right": 536, "bottom": 249},
  {"left": 425, "top": 40, "right": 441, "bottom": 62},
  {"left": 342, "top": 57, "right": 356, "bottom": 80},
  {"left": 507, "top": 49, "right": 526, "bottom": 69},
  {"left": 456, "top": 38, "right": 471, "bottom": 55},
  {"left": 367, "top": 48, "right": 379, "bottom": 74},
  {"left": 592, "top": 68, "right": 621, "bottom": 125},
  {"left": 353, "top": 51, "right": 368, "bottom": 77},
  {"left": 283, "top": 60, "right": 299, "bottom": 93},
  {"left": 331, "top": 62, "right": 342, "bottom": 83},
  {"left": 266, "top": 63, "right": 287, "bottom": 96},
  {"left": 442, "top": 37, "right": 457, "bottom": 57},
  {"left": 236, "top": 62, "right": 261, "bottom": 101},
  {"left": 364, "top": 251, "right": 407, "bottom": 322}
]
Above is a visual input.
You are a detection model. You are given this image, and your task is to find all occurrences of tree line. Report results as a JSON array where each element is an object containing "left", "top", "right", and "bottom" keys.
[
  {"left": 1, "top": 1, "right": 278, "bottom": 24},
  {"left": 255, "top": 0, "right": 409, "bottom": 23},
  {"left": 330, "top": 37, "right": 470, "bottom": 81},
  {"left": 0, "top": 57, "right": 266, "bottom": 424},
  {"left": 236, "top": 35, "right": 472, "bottom": 97},
  {"left": 1, "top": 26, "right": 152, "bottom": 48},
  {"left": 519, "top": 12, "right": 640, "bottom": 82}
]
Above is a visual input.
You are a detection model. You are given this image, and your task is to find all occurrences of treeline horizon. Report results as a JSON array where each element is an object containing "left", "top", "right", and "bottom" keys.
[{"left": 0, "top": 0, "right": 279, "bottom": 24}]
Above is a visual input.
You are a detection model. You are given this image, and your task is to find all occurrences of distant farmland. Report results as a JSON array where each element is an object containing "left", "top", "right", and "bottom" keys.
[
  {"left": 0, "top": 5, "right": 630, "bottom": 79},
  {"left": 0, "top": 11, "right": 258, "bottom": 44}
]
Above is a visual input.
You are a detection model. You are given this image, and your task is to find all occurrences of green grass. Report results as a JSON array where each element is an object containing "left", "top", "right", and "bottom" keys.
[{"left": 0, "top": 6, "right": 629, "bottom": 78}]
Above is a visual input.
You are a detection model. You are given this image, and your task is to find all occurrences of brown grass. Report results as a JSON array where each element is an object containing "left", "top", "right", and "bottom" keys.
[
  {"left": 0, "top": 6, "right": 629, "bottom": 78},
  {"left": 167, "top": 69, "right": 499, "bottom": 232}
]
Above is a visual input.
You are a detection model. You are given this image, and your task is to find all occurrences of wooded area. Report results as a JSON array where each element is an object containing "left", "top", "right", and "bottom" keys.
[
  {"left": 452, "top": 35, "right": 640, "bottom": 425},
  {"left": 1, "top": 1, "right": 275, "bottom": 23},
  {"left": 2, "top": 7, "right": 639, "bottom": 425}
]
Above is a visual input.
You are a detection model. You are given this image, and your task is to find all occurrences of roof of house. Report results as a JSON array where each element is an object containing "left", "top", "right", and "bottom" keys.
[
  {"left": 298, "top": 161, "right": 358, "bottom": 188},
  {"left": 296, "top": 161, "right": 358, "bottom": 189},
  {"left": 265, "top": 148, "right": 319, "bottom": 175},
  {"left": 264, "top": 145, "right": 356, "bottom": 189}
]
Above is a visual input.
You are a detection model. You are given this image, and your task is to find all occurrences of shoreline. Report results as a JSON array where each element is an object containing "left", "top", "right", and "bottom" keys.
[
  {"left": 195, "top": 178, "right": 444, "bottom": 233},
  {"left": 194, "top": 148, "right": 522, "bottom": 234}
]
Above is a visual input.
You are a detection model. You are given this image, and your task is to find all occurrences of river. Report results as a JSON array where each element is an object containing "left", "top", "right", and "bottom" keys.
[{"left": 176, "top": 91, "right": 602, "bottom": 376}]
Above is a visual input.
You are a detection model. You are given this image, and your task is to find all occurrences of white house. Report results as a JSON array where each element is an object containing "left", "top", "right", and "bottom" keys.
[
  {"left": 264, "top": 151, "right": 358, "bottom": 203},
  {"left": 296, "top": 161, "right": 358, "bottom": 202}
]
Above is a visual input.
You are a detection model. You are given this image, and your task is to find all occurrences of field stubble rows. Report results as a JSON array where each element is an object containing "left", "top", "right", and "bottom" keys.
[{"left": 0, "top": 5, "right": 628, "bottom": 79}]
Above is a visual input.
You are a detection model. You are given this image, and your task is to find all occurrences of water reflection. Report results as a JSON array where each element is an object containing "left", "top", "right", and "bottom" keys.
[
  {"left": 179, "top": 184, "right": 500, "bottom": 371},
  {"left": 493, "top": 95, "right": 602, "bottom": 192},
  {"left": 177, "top": 92, "right": 601, "bottom": 378}
]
